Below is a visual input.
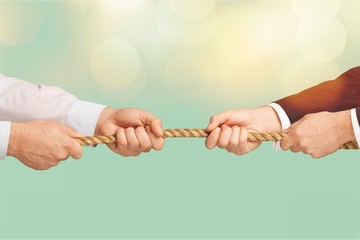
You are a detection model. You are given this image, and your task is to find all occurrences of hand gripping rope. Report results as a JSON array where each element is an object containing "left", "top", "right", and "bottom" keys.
[{"left": 74, "top": 128, "right": 359, "bottom": 150}]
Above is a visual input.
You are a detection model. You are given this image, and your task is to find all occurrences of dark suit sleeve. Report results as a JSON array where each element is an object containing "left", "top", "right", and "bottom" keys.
[{"left": 274, "top": 66, "right": 360, "bottom": 124}]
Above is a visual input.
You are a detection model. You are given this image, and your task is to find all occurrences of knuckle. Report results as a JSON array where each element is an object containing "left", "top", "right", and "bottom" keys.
[
  {"left": 153, "top": 143, "right": 164, "bottom": 151},
  {"left": 298, "top": 141, "right": 306, "bottom": 148},
  {"left": 51, "top": 161, "right": 59, "bottom": 167},
  {"left": 210, "top": 116, "right": 216, "bottom": 122},
  {"left": 121, "top": 152, "right": 131, "bottom": 157},
  {"left": 131, "top": 152, "right": 140, "bottom": 157},
  {"left": 142, "top": 141, "right": 152, "bottom": 150},
  {"left": 229, "top": 139, "right": 238, "bottom": 147},
  {"left": 36, "top": 165, "right": 51, "bottom": 170},
  {"left": 55, "top": 151, "right": 68, "bottom": 160},
  {"left": 303, "top": 149, "right": 311, "bottom": 154},
  {"left": 128, "top": 141, "right": 139, "bottom": 149},
  {"left": 226, "top": 147, "right": 235, "bottom": 153},
  {"left": 293, "top": 129, "right": 301, "bottom": 137},
  {"left": 236, "top": 149, "right": 248, "bottom": 156},
  {"left": 239, "top": 138, "right": 247, "bottom": 145},
  {"left": 302, "top": 146, "right": 311, "bottom": 154},
  {"left": 205, "top": 142, "right": 214, "bottom": 150},
  {"left": 218, "top": 141, "right": 227, "bottom": 149}
]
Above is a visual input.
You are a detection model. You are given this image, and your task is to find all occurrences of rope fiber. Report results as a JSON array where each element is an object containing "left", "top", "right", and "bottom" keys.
[{"left": 75, "top": 128, "right": 359, "bottom": 150}]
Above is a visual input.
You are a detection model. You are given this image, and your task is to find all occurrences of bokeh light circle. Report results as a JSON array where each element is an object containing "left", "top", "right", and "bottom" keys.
[
  {"left": 90, "top": 38, "right": 141, "bottom": 88},
  {"left": 98, "top": 0, "right": 146, "bottom": 17},
  {"left": 0, "top": 2, "right": 45, "bottom": 45},
  {"left": 164, "top": 52, "right": 214, "bottom": 100},
  {"left": 297, "top": 17, "right": 346, "bottom": 63},
  {"left": 168, "top": 0, "right": 218, "bottom": 20},
  {"left": 274, "top": 44, "right": 325, "bottom": 95},
  {"left": 292, "top": 0, "right": 342, "bottom": 20},
  {"left": 156, "top": 2, "right": 217, "bottom": 48}
]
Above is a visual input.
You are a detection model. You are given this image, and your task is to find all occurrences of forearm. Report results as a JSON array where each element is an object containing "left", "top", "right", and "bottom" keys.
[
  {"left": 249, "top": 105, "right": 282, "bottom": 132},
  {"left": 275, "top": 66, "right": 360, "bottom": 123},
  {"left": 0, "top": 74, "right": 106, "bottom": 136},
  {"left": 0, "top": 74, "right": 77, "bottom": 122}
]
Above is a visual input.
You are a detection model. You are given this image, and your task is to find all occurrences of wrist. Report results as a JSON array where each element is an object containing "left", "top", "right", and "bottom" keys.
[
  {"left": 94, "top": 107, "right": 115, "bottom": 135},
  {"left": 251, "top": 105, "right": 282, "bottom": 132},
  {"left": 7, "top": 122, "right": 23, "bottom": 157}
]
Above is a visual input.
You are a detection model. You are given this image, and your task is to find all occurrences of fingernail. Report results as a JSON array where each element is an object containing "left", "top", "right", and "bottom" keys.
[{"left": 146, "top": 125, "right": 151, "bottom": 132}]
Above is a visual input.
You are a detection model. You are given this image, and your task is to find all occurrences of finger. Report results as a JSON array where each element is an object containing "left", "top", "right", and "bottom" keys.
[
  {"left": 217, "top": 125, "right": 232, "bottom": 149},
  {"left": 141, "top": 111, "right": 163, "bottom": 137},
  {"left": 125, "top": 127, "right": 139, "bottom": 153},
  {"left": 68, "top": 139, "right": 83, "bottom": 160},
  {"left": 283, "top": 127, "right": 290, "bottom": 134},
  {"left": 280, "top": 136, "right": 293, "bottom": 151},
  {"left": 146, "top": 125, "right": 165, "bottom": 151},
  {"left": 114, "top": 128, "right": 128, "bottom": 154},
  {"left": 135, "top": 126, "right": 152, "bottom": 152},
  {"left": 290, "top": 145, "right": 302, "bottom": 153},
  {"left": 62, "top": 125, "right": 84, "bottom": 138},
  {"left": 205, "top": 127, "right": 221, "bottom": 149},
  {"left": 227, "top": 126, "right": 240, "bottom": 153},
  {"left": 234, "top": 127, "right": 249, "bottom": 155},
  {"left": 207, "top": 112, "right": 230, "bottom": 131}
]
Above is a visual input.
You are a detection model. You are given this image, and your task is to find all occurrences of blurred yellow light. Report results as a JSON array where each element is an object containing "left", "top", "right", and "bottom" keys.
[
  {"left": 156, "top": 2, "right": 217, "bottom": 48},
  {"left": 98, "top": 0, "right": 146, "bottom": 17},
  {"left": 274, "top": 44, "right": 325, "bottom": 95},
  {"left": 90, "top": 38, "right": 141, "bottom": 88},
  {"left": 297, "top": 17, "right": 346, "bottom": 63},
  {"left": 292, "top": 0, "right": 342, "bottom": 20},
  {"left": 164, "top": 52, "right": 215, "bottom": 100},
  {"left": 168, "top": 0, "right": 218, "bottom": 20},
  {"left": 0, "top": 2, "right": 45, "bottom": 45}
]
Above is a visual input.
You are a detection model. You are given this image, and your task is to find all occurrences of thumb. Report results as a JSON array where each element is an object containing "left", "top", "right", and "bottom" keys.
[
  {"left": 63, "top": 125, "right": 84, "bottom": 138},
  {"left": 283, "top": 127, "right": 290, "bottom": 134},
  {"left": 141, "top": 111, "right": 163, "bottom": 137},
  {"left": 207, "top": 111, "right": 230, "bottom": 131}
]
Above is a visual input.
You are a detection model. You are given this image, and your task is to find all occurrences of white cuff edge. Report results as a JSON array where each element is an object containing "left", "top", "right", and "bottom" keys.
[
  {"left": 64, "top": 100, "right": 106, "bottom": 136},
  {"left": 268, "top": 103, "right": 291, "bottom": 151},
  {"left": 0, "top": 121, "right": 11, "bottom": 160},
  {"left": 350, "top": 108, "right": 360, "bottom": 146}
]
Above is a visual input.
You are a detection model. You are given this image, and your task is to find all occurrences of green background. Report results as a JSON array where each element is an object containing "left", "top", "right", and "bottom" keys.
[{"left": 0, "top": 0, "right": 359, "bottom": 239}]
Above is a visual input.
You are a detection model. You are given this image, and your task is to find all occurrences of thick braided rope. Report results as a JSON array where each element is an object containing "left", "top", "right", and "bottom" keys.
[{"left": 75, "top": 128, "right": 358, "bottom": 150}]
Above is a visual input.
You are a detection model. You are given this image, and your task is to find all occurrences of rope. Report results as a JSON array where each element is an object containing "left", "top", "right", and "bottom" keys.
[{"left": 75, "top": 128, "right": 359, "bottom": 150}]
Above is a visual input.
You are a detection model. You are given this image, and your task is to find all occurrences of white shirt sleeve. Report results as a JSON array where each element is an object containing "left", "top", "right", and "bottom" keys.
[
  {"left": 0, "top": 121, "right": 11, "bottom": 160},
  {"left": 350, "top": 108, "right": 360, "bottom": 146},
  {"left": 268, "top": 103, "right": 291, "bottom": 151},
  {"left": 0, "top": 74, "right": 106, "bottom": 159}
]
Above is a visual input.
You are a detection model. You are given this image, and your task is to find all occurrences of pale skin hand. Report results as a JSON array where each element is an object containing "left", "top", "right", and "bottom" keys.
[
  {"left": 206, "top": 105, "right": 282, "bottom": 155},
  {"left": 7, "top": 121, "right": 83, "bottom": 170},
  {"left": 94, "top": 107, "right": 164, "bottom": 156},
  {"left": 280, "top": 110, "right": 356, "bottom": 158}
]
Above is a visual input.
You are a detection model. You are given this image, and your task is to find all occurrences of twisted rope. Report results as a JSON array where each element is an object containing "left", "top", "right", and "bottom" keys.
[{"left": 75, "top": 128, "right": 359, "bottom": 150}]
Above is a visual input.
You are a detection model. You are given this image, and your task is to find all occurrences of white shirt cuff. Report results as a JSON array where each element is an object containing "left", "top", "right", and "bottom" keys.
[
  {"left": 64, "top": 100, "right": 106, "bottom": 136},
  {"left": 0, "top": 121, "right": 11, "bottom": 160},
  {"left": 350, "top": 108, "right": 360, "bottom": 146},
  {"left": 268, "top": 103, "right": 291, "bottom": 151}
]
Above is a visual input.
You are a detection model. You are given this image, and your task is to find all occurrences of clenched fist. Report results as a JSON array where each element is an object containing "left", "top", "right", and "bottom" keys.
[{"left": 7, "top": 121, "right": 83, "bottom": 170}]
